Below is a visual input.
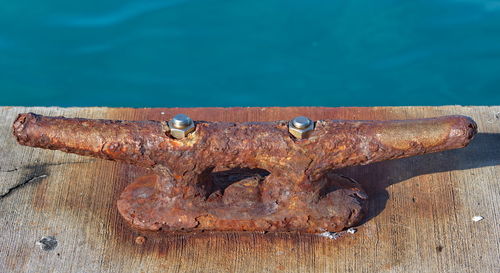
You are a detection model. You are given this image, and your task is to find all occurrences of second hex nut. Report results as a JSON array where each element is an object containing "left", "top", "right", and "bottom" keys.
[
  {"left": 289, "top": 116, "right": 314, "bottom": 139},
  {"left": 168, "top": 114, "right": 195, "bottom": 139}
]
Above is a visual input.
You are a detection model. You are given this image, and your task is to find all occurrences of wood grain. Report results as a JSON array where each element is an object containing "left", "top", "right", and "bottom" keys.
[{"left": 0, "top": 106, "right": 499, "bottom": 273}]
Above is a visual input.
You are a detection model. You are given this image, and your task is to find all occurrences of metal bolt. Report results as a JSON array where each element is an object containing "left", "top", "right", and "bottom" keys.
[
  {"left": 292, "top": 116, "right": 311, "bottom": 129},
  {"left": 168, "top": 114, "right": 195, "bottom": 139},
  {"left": 171, "top": 114, "right": 192, "bottom": 129},
  {"left": 289, "top": 116, "right": 314, "bottom": 139}
]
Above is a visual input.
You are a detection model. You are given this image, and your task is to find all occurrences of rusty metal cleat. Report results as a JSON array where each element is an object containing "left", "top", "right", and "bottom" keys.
[{"left": 12, "top": 112, "right": 477, "bottom": 233}]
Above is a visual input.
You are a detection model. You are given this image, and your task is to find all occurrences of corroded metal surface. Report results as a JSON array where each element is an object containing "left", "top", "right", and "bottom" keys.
[{"left": 12, "top": 113, "right": 477, "bottom": 233}]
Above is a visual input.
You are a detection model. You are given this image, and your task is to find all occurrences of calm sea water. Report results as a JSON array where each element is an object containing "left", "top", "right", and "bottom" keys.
[{"left": 1, "top": 0, "right": 499, "bottom": 107}]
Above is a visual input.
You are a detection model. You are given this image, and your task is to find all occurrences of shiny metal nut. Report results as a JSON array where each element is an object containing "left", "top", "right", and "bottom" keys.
[
  {"left": 289, "top": 116, "right": 314, "bottom": 139},
  {"left": 170, "top": 114, "right": 192, "bottom": 129},
  {"left": 168, "top": 114, "right": 195, "bottom": 139},
  {"left": 292, "top": 116, "right": 311, "bottom": 129}
]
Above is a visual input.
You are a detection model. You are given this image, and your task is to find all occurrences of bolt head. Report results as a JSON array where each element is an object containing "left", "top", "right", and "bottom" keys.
[
  {"left": 289, "top": 116, "right": 314, "bottom": 139},
  {"left": 292, "top": 116, "right": 311, "bottom": 129},
  {"left": 168, "top": 114, "right": 195, "bottom": 139},
  {"left": 170, "top": 114, "right": 192, "bottom": 129}
]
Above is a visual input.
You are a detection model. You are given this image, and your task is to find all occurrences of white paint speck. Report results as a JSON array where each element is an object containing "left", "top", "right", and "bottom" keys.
[
  {"left": 318, "top": 232, "right": 341, "bottom": 240},
  {"left": 160, "top": 112, "right": 165, "bottom": 115},
  {"left": 472, "top": 216, "right": 484, "bottom": 222},
  {"left": 347, "top": 228, "right": 357, "bottom": 234}
]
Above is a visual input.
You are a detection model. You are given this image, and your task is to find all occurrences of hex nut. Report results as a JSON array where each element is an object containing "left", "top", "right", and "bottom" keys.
[
  {"left": 288, "top": 118, "right": 314, "bottom": 139},
  {"left": 168, "top": 115, "right": 195, "bottom": 139}
]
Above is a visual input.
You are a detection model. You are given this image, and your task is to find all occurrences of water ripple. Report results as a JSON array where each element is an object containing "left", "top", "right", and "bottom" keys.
[
  {"left": 0, "top": 36, "right": 12, "bottom": 50},
  {"left": 48, "top": 0, "right": 189, "bottom": 28},
  {"left": 69, "top": 28, "right": 185, "bottom": 55},
  {"left": 372, "top": 50, "right": 432, "bottom": 69},
  {"left": 447, "top": 0, "right": 500, "bottom": 12}
]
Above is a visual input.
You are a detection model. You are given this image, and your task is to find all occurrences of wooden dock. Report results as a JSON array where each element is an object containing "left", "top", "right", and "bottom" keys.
[{"left": 1, "top": 106, "right": 499, "bottom": 273}]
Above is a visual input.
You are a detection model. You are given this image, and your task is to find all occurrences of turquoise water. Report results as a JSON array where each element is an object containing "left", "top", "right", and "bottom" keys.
[{"left": 1, "top": 1, "right": 499, "bottom": 107}]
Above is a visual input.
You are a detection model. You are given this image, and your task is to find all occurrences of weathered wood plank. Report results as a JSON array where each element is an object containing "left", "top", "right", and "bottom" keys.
[{"left": 1, "top": 106, "right": 499, "bottom": 273}]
